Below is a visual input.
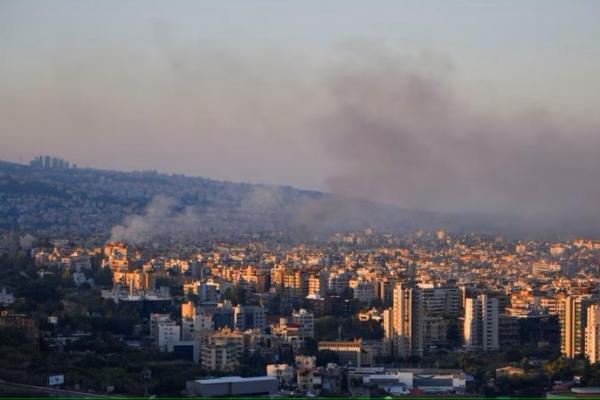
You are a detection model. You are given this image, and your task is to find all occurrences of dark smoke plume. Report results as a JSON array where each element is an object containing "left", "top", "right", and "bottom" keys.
[{"left": 312, "top": 45, "right": 600, "bottom": 235}]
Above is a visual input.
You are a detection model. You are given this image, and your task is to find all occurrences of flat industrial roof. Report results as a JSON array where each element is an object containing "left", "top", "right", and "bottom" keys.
[{"left": 195, "top": 376, "right": 276, "bottom": 384}]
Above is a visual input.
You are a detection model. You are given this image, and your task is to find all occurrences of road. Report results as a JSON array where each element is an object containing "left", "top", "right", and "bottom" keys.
[{"left": 0, "top": 379, "right": 117, "bottom": 398}]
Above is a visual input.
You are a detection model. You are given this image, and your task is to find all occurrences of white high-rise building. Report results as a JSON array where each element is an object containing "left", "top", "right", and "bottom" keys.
[
  {"left": 464, "top": 294, "right": 499, "bottom": 351},
  {"left": 383, "top": 308, "right": 394, "bottom": 339},
  {"left": 560, "top": 294, "right": 594, "bottom": 358},
  {"left": 585, "top": 303, "right": 600, "bottom": 363},
  {"left": 464, "top": 298, "right": 478, "bottom": 348},
  {"left": 390, "top": 282, "right": 461, "bottom": 358},
  {"left": 392, "top": 283, "right": 423, "bottom": 357}
]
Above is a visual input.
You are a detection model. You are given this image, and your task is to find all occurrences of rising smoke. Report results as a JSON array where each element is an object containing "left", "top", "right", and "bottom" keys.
[
  {"left": 314, "top": 45, "right": 600, "bottom": 234},
  {"left": 110, "top": 196, "right": 203, "bottom": 244},
  {"left": 5, "top": 38, "right": 600, "bottom": 237},
  {"left": 111, "top": 44, "right": 600, "bottom": 239},
  {"left": 110, "top": 185, "right": 312, "bottom": 244}
]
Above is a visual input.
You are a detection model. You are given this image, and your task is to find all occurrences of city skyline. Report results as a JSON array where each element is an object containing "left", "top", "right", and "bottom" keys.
[{"left": 4, "top": 3, "right": 600, "bottom": 398}]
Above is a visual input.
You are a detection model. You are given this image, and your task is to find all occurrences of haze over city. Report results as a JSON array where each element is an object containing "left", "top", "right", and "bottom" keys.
[{"left": 2, "top": 0, "right": 600, "bottom": 226}]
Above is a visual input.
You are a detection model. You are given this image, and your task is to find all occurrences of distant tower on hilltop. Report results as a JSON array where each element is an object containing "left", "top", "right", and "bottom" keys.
[{"left": 30, "top": 155, "right": 72, "bottom": 170}]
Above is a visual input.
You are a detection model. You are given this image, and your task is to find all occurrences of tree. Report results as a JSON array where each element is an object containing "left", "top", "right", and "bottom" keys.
[
  {"left": 0, "top": 327, "right": 32, "bottom": 348},
  {"left": 237, "top": 351, "right": 267, "bottom": 377},
  {"left": 316, "top": 350, "right": 339, "bottom": 367},
  {"left": 544, "top": 357, "right": 574, "bottom": 381},
  {"left": 302, "top": 337, "right": 318, "bottom": 356},
  {"left": 504, "top": 348, "right": 523, "bottom": 362},
  {"left": 13, "top": 251, "right": 33, "bottom": 269},
  {"left": 315, "top": 316, "right": 339, "bottom": 341},
  {"left": 93, "top": 266, "right": 113, "bottom": 287},
  {"left": 18, "top": 280, "right": 60, "bottom": 304}
]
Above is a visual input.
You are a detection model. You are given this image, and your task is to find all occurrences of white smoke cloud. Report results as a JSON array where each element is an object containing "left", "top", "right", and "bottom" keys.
[{"left": 110, "top": 195, "right": 202, "bottom": 244}]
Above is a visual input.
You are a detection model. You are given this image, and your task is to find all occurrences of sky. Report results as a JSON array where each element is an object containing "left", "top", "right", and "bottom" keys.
[{"left": 1, "top": 0, "right": 600, "bottom": 218}]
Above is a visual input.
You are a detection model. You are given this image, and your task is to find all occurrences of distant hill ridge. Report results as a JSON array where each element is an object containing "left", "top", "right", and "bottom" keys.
[{"left": 0, "top": 159, "right": 451, "bottom": 238}]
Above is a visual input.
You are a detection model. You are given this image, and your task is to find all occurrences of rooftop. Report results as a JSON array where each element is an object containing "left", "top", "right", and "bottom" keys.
[{"left": 195, "top": 376, "right": 276, "bottom": 384}]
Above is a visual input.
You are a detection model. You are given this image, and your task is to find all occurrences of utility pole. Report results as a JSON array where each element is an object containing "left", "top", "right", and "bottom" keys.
[{"left": 142, "top": 369, "right": 151, "bottom": 397}]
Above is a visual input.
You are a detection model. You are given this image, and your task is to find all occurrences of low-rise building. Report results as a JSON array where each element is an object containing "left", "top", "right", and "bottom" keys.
[
  {"left": 318, "top": 339, "right": 362, "bottom": 367},
  {"left": 185, "top": 376, "right": 278, "bottom": 397},
  {"left": 266, "top": 363, "right": 294, "bottom": 386}
]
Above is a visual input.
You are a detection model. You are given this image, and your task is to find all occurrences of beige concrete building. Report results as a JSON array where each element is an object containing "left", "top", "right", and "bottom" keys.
[{"left": 585, "top": 303, "right": 600, "bottom": 363}]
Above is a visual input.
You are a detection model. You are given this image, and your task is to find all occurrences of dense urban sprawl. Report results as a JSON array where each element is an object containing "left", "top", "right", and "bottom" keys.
[{"left": 2, "top": 227, "right": 600, "bottom": 397}]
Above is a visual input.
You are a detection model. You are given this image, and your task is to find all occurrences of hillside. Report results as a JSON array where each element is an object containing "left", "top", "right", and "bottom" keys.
[{"left": 0, "top": 160, "right": 453, "bottom": 240}]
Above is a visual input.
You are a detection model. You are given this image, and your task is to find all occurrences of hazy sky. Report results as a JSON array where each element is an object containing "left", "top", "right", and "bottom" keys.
[{"left": 2, "top": 1, "right": 600, "bottom": 216}]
